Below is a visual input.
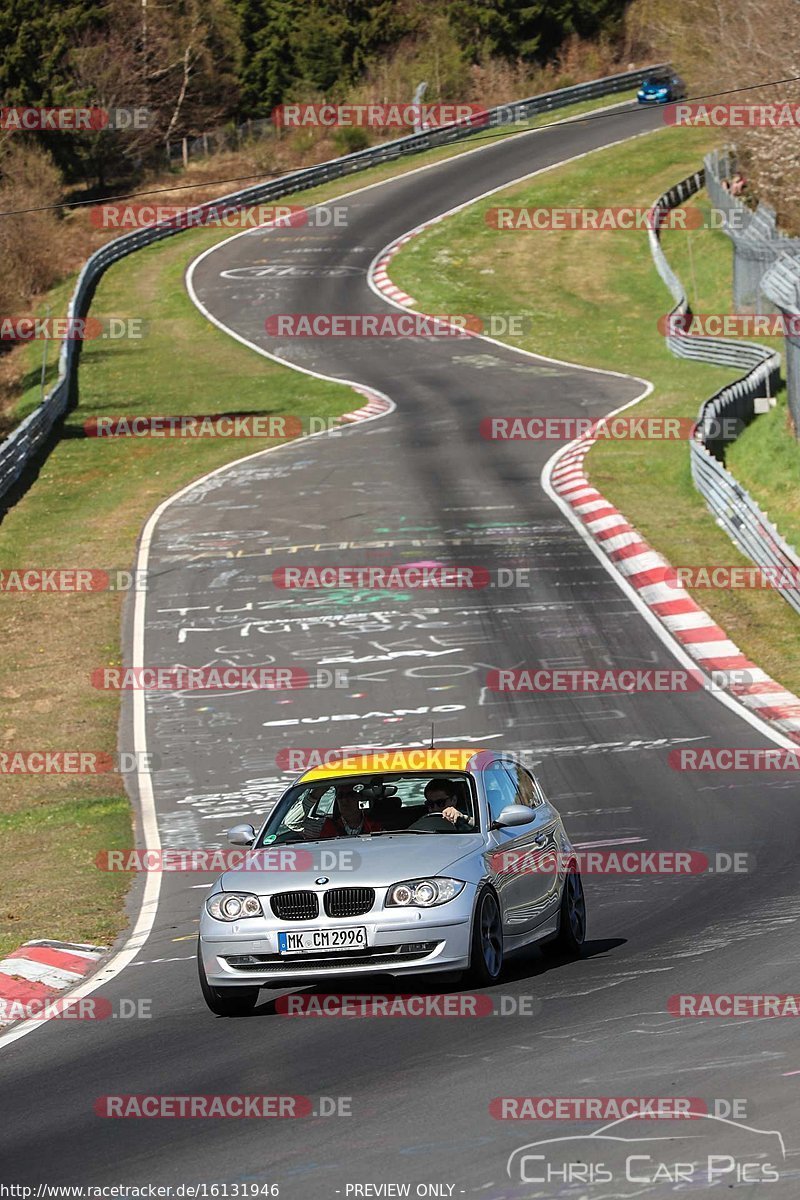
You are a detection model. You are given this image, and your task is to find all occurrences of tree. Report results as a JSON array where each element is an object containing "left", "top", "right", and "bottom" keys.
[
  {"left": 234, "top": 0, "right": 299, "bottom": 115},
  {"left": 513, "top": 0, "right": 628, "bottom": 62},
  {"left": 626, "top": 0, "right": 800, "bottom": 231},
  {"left": 289, "top": 4, "right": 349, "bottom": 95}
]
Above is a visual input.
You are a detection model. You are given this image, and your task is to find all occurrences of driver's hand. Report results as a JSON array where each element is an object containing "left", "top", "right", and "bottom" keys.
[{"left": 441, "top": 806, "right": 461, "bottom": 824}]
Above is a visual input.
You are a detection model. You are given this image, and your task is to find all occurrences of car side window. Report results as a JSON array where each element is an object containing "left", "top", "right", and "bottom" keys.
[
  {"left": 484, "top": 764, "right": 518, "bottom": 822},
  {"left": 504, "top": 764, "right": 541, "bottom": 807},
  {"left": 530, "top": 772, "right": 548, "bottom": 806}
]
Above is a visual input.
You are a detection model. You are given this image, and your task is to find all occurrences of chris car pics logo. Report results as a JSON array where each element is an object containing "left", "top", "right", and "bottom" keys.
[{"left": 506, "top": 1113, "right": 785, "bottom": 1192}]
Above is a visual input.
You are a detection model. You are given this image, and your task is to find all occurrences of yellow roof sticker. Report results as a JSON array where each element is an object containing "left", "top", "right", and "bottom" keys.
[{"left": 299, "top": 748, "right": 487, "bottom": 781}]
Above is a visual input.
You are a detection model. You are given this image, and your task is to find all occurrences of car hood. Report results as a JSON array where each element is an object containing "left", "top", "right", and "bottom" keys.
[{"left": 220, "top": 832, "right": 487, "bottom": 893}]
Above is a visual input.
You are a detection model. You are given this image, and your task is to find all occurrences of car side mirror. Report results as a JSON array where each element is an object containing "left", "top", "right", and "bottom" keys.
[
  {"left": 227, "top": 823, "right": 256, "bottom": 847},
  {"left": 491, "top": 804, "right": 536, "bottom": 829}
]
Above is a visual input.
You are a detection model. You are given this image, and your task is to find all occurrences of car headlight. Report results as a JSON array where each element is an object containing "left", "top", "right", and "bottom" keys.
[
  {"left": 386, "top": 878, "right": 465, "bottom": 907},
  {"left": 206, "top": 892, "right": 263, "bottom": 921}
]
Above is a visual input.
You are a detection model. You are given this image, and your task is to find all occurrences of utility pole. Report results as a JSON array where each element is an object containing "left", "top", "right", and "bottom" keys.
[{"left": 412, "top": 81, "right": 428, "bottom": 133}]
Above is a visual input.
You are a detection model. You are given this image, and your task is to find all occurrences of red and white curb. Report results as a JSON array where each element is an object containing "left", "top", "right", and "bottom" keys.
[
  {"left": 550, "top": 437, "right": 800, "bottom": 744},
  {"left": 370, "top": 176, "right": 800, "bottom": 744},
  {"left": 372, "top": 231, "right": 421, "bottom": 307},
  {"left": 369, "top": 102, "right": 642, "bottom": 312},
  {"left": 0, "top": 940, "right": 107, "bottom": 1024},
  {"left": 339, "top": 387, "right": 393, "bottom": 423}
]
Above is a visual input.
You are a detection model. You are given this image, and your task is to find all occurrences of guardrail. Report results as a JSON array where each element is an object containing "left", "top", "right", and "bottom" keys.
[
  {"left": 761, "top": 254, "right": 800, "bottom": 436},
  {"left": 703, "top": 147, "right": 800, "bottom": 315},
  {"left": 705, "top": 148, "right": 800, "bottom": 437},
  {"left": 648, "top": 173, "right": 800, "bottom": 615},
  {"left": 0, "top": 64, "right": 665, "bottom": 508}
]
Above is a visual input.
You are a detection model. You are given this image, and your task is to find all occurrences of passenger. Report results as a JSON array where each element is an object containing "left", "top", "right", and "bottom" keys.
[
  {"left": 319, "top": 784, "right": 383, "bottom": 837},
  {"left": 423, "top": 779, "right": 475, "bottom": 830},
  {"left": 300, "top": 783, "right": 330, "bottom": 841}
]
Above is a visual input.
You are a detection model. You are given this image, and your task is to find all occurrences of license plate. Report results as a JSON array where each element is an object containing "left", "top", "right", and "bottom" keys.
[{"left": 278, "top": 927, "right": 367, "bottom": 954}]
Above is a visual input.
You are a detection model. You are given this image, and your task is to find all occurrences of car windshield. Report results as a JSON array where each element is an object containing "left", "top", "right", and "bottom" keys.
[
  {"left": 259, "top": 772, "right": 479, "bottom": 843},
  {"left": 647, "top": 74, "right": 671, "bottom": 85}
]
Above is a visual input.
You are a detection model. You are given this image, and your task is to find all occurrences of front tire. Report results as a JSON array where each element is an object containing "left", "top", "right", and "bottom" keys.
[
  {"left": 468, "top": 887, "right": 504, "bottom": 985},
  {"left": 198, "top": 942, "right": 259, "bottom": 1016},
  {"left": 544, "top": 867, "right": 586, "bottom": 958}
]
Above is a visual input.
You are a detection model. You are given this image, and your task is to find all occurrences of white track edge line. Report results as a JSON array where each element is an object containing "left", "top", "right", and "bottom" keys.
[
  {"left": 0, "top": 98, "right": 666, "bottom": 1053},
  {"left": 361, "top": 125, "right": 800, "bottom": 749}
]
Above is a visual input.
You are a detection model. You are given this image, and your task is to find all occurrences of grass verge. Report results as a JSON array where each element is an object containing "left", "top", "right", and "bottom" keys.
[
  {"left": 389, "top": 124, "right": 800, "bottom": 694},
  {"left": 8, "top": 88, "right": 638, "bottom": 423},
  {"left": 727, "top": 395, "right": 800, "bottom": 557},
  {"left": 0, "top": 88, "right": 637, "bottom": 959}
]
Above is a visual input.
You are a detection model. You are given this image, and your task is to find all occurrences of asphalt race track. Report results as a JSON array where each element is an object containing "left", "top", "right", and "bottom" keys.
[{"left": 2, "top": 103, "right": 800, "bottom": 1195}]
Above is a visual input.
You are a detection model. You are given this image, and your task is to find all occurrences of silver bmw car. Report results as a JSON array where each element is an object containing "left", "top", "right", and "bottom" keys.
[{"left": 198, "top": 748, "right": 586, "bottom": 1015}]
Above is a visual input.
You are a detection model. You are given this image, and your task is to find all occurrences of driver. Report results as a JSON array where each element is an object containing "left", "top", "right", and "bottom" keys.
[
  {"left": 319, "top": 783, "right": 383, "bottom": 838},
  {"left": 423, "top": 779, "right": 475, "bottom": 830}
]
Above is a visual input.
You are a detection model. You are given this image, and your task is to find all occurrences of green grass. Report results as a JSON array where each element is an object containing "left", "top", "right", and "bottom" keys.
[
  {"left": 11, "top": 88, "right": 638, "bottom": 427},
  {"left": 0, "top": 86, "right": 637, "bottom": 960},
  {"left": 727, "top": 394, "right": 800, "bottom": 556},
  {"left": 0, "top": 797, "right": 131, "bottom": 952},
  {"left": 389, "top": 124, "right": 800, "bottom": 694},
  {"left": 0, "top": 231, "right": 350, "bottom": 959}
]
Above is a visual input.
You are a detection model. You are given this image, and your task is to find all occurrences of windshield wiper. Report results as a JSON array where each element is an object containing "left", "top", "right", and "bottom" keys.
[{"left": 361, "top": 829, "right": 446, "bottom": 836}]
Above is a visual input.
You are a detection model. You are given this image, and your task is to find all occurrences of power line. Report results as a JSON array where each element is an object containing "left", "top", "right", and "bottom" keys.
[{"left": 1, "top": 73, "right": 799, "bottom": 219}]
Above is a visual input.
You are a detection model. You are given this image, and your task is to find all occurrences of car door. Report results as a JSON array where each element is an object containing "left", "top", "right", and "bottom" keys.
[
  {"left": 520, "top": 766, "right": 566, "bottom": 925},
  {"left": 484, "top": 761, "right": 559, "bottom": 936}
]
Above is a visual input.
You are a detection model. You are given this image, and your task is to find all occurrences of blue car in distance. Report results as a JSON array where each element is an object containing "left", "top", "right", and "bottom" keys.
[{"left": 637, "top": 71, "right": 687, "bottom": 104}]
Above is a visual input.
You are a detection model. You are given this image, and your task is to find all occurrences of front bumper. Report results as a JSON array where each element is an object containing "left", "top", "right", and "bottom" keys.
[{"left": 200, "top": 890, "right": 475, "bottom": 986}]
